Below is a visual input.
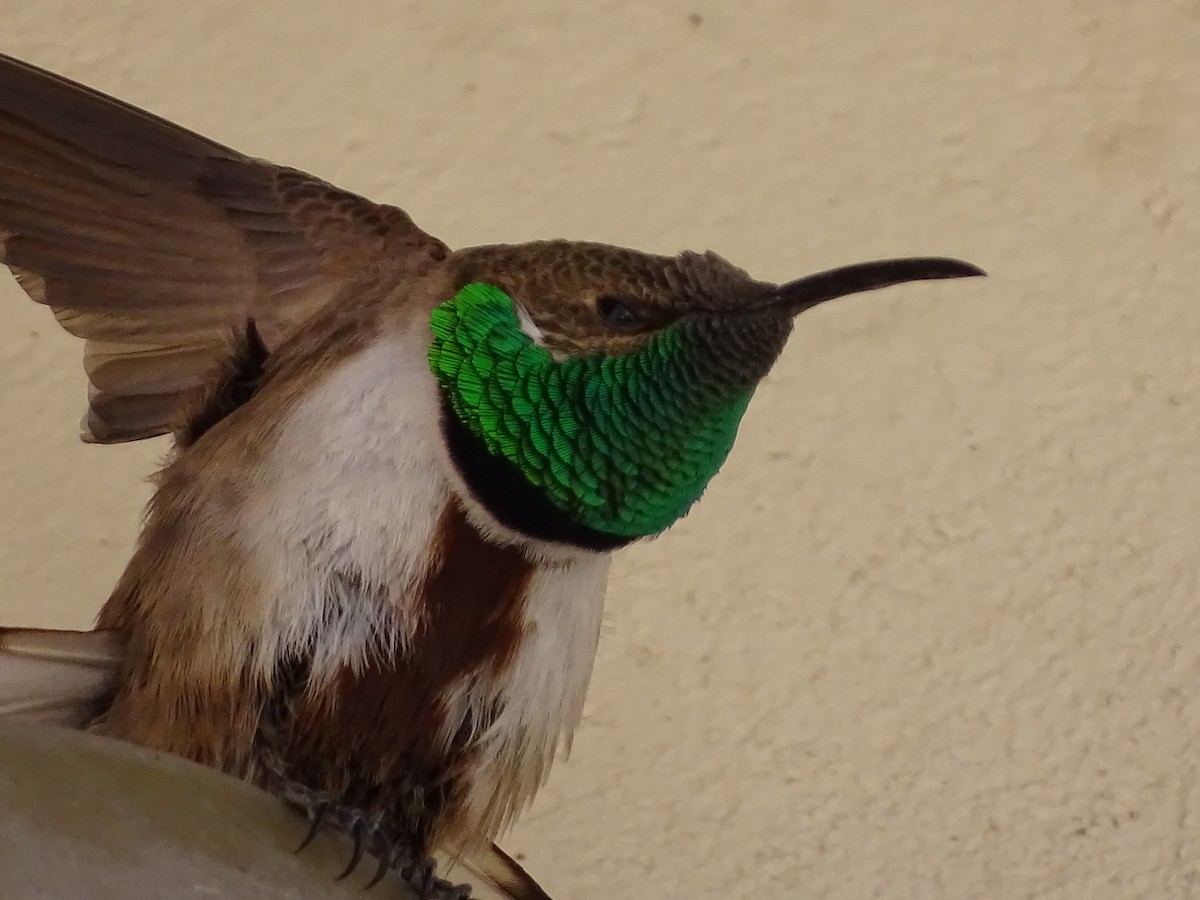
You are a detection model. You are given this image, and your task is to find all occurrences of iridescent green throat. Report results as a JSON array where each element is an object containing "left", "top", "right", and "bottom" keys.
[{"left": 428, "top": 283, "right": 784, "bottom": 541}]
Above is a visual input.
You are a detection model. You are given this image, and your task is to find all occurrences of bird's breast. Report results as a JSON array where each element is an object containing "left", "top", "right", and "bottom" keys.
[{"left": 243, "top": 333, "right": 612, "bottom": 842}]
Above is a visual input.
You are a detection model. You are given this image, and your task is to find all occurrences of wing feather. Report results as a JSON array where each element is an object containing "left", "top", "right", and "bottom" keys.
[{"left": 0, "top": 51, "right": 448, "bottom": 442}]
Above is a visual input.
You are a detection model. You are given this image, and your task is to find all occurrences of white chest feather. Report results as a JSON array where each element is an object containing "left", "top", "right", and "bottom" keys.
[
  {"left": 445, "top": 551, "right": 611, "bottom": 838},
  {"left": 240, "top": 333, "right": 612, "bottom": 835},
  {"left": 242, "top": 334, "right": 450, "bottom": 680}
]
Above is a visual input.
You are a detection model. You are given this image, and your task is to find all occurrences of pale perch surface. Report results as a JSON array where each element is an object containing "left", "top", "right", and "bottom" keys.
[{"left": 0, "top": 721, "right": 421, "bottom": 899}]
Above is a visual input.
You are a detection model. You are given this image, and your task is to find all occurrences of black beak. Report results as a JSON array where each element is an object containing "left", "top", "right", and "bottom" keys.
[{"left": 772, "top": 257, "right": 986, "bottom": 315}]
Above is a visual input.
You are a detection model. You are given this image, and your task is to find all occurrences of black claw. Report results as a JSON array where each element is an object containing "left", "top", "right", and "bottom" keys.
[
  {"left": 421, "top": 862, "right": 440, "bottom": 900},
  {"left": 364, "top": 829, "right": 394, "bottom": 890},
  {"left": 295, "top": 801, "right": 329, "bottom": 854},
  {"left": 397, "top": 856, "right": 473, "bottom": 900},
  {"left": 336, "top": 818, "right": 368, "bottom": 881},
  {"left": 437, "top": 880, "right": 474, "bottom": 900},
  {"left": 438, "top": 880, "right": 473, "bottom": 900},
  {"left": 269, "top": 776, "right": 429, "bottom": 891},
  {"left": 401, "top": 860, "right": 430, "bottom": 899}
]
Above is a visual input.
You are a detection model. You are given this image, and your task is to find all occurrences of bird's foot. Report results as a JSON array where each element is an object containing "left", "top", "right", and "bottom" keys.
[
  {"left": 400, "top": 856, "right": 474, "bottom": 900},
  {"left": 271, "top": 776, "right": 473, "bottom": 899}
]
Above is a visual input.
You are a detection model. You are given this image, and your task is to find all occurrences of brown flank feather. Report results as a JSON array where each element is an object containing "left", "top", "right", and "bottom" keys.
[{"left": 273, "top": 499, "right": 534, "bottom": 851}]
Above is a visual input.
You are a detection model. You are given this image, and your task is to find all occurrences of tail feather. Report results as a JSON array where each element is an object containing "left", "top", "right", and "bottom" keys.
[
  {"left": 0, "top": 627, "right": 121, "bottom": 726},
  {"left": 437, "top": 842, "right": 555, "bottom": 900}
]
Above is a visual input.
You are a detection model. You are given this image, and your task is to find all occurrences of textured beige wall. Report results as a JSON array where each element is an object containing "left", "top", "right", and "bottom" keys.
[{"left": 3, "top": 2, "right": 1199, "bottom": 898}]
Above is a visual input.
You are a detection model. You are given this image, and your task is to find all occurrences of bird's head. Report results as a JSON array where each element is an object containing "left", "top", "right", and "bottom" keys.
[{"left": 429, "top": 240, "right": 983, "bottom": 550}]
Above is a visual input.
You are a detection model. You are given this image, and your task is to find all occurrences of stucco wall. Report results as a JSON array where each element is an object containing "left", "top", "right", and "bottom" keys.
[{"left": 2, "top": 2, "right": 1198, "bottom": 898}]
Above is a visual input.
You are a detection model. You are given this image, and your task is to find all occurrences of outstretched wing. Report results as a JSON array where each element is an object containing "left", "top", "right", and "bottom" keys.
[{"left": 0, "top": 51, "right": 448, "bottom": 443}]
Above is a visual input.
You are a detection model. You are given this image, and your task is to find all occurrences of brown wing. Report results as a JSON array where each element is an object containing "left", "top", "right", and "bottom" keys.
[{"left": 0, "top": 51, "right": 448, "bottom": 443}]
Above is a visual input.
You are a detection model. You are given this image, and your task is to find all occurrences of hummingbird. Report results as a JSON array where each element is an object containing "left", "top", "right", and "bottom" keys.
[{"left": 0, "top": 50, "right": 983, "bottom": 899}]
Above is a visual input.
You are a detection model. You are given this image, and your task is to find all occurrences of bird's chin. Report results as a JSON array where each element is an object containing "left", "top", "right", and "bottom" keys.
[{"left": 437, "top": 397, "right": 639, "bottom": 556}]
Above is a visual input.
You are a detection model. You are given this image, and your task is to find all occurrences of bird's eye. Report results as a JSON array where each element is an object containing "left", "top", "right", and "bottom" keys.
[{"left": 596, "top": 295, "right": 642, "bottom": 330}]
